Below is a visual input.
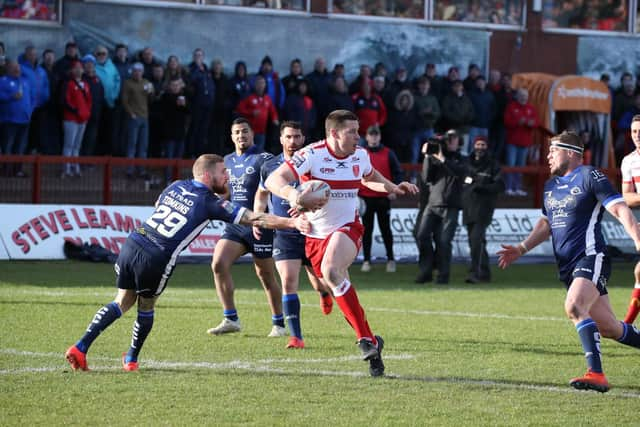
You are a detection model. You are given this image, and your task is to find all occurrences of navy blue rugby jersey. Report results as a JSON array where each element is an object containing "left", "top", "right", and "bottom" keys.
[
  {"left": 133, "top": 179, "right": 245, "bottom": 258},
  {"left": 259, "top": 154, "right": 299, "bottom": 218},
  {"left": 542, "top": 166, "right": 623, "bottom": 273},
  {"left": 224, "top": 144, "right": 274, "bottom": 210}
]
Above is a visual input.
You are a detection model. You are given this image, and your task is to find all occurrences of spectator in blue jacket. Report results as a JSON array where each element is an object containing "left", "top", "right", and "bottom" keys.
[
  {"left": 252, "top": 55, "right": 285, "bottom": 111},
  {"left": 19, "top": 46, "right": 49, "bottom": 155},
  {"left": 186, "top": 48, "right": 215, "bottom": 157},
  {"left": 94, "top": 45, "right": 121, "bottom": 156},
  {"left": 18, "top": 47, "right": 47, "bottom": 109},
  {"left": 467, "top": 75, "right": 496, "bottom": 157},
  {"left": 94, "top": 46, "right": 120, "bottom": 110},
  {"left": 0, "top": 60, "right": 33, "bottom": 175}
]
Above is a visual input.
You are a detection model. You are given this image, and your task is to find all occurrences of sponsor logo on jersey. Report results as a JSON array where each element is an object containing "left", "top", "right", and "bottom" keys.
[
  {"left": 320, "top": 167, "right": 335, "bottom": 174},
  {"left": 177, "top": 186, "right": 197, "bottom": 197},
  {"left": 330, "top": 191, "right": 357, "bottom": 199},
  {"left": 336, "top": 161, "right": 347, "bottom": 169},
  {"left": 292, "top": 154, "right": 305, "bottom": 168},
  {"left": 351, "top": 157, "right": 360, "bottom": 162},
  {"left": 323, "top": 157, "right": 333, "bottom": 163}
]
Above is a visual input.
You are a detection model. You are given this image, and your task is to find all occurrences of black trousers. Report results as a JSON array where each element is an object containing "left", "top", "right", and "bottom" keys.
[
  {"left": 361, "top": 196, "right": 394, "bottom": 262},
  {"left": 466, "top": 222, "right": 491, "bottom": 280},
  {"left": 415, "top": 207, "right": 459, "bottom": 281}
]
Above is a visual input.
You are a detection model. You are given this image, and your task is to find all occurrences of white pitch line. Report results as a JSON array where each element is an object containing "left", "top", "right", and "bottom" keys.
[
  {"left": 0, "top": 288, "right": 566, "bottom": 323},
  {"left": 2, "top": 348, "right": 639, "bottom": 399}
]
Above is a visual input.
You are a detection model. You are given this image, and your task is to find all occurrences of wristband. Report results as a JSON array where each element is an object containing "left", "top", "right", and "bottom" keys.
[{"left": 518, "top": 242, "right": 528, "bottom": 255}]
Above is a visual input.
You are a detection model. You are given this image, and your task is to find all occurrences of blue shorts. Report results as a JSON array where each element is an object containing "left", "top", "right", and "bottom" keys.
[
  {"left": 221, "top": 223, "right": 273, "bottom": 258},
  {"left": 115, "top": 237, "right": 173, "bottom": 298},
  {"left": 560, "top": 254, "right": 610, "bottom": 296},
  {"left": 273, "top": 231, "right": 310, "bottom": 265}
]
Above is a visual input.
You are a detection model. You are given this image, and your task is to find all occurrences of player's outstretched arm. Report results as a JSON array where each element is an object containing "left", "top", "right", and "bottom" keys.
[
  {"left": 607, "top": 201, "right": 640, "bottom": 251},
  {"left": 265, "top": 163, "right": 299, "bottom": 207},
  {"left": 361, "top": 169, "right": 419, "bottom": 196},
  {"left": 239, "top": 209, "right": 311, "bottom": 234},
  {"left": 497, "top": 217, "right": 551, "bottom": 269},
  {"left": 252, "top": 188, "right": 270, "bottom": 240},
  {"left": 622, "top": 181, "right": 640, "bottom": 209}
]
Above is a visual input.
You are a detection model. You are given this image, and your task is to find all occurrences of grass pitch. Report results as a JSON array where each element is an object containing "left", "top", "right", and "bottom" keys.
[{"left": 1, "top": 260, "right": 639, "bottom": 426}]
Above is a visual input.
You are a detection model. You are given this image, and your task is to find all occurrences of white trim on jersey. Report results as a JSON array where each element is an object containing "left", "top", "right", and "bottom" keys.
[
  {"left": 233, "top": 207, "right": 247, "bottom": 225},
  {"left": 584, "top": 201, "right": 601, "bottom": 256},
  {"left": 591, "top": 253, "right": 604, "bottom": 285},
  {"left": 155, "top": 220, "right": 209, "bottom": 296},
  {"left": 603, "top": 196, "right": 625, "bottom": 209}
]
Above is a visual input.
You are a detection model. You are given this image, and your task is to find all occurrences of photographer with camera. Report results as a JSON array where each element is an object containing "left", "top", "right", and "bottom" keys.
[
  {"left": 462, "top": 136, "right": 505, "bottom": 284},
  {"left": 414, "top": 130, "right": 467, "bottom": 284}
]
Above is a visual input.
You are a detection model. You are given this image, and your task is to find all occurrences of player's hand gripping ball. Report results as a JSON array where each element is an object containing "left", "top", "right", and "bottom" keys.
[{"left": 295, "top": 180, "right": 330, "bottom": 212}]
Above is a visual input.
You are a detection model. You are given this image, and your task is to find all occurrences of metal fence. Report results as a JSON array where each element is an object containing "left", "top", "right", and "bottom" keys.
[{"left": 0, "top": 155, "right": 621, "bottom": 208}]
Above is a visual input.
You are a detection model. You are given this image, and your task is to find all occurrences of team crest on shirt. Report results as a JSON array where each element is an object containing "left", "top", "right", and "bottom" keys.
[
  {"left": 245, "top": 166, "right": 255, "bottom": 174},
  {"left": 353, "top": 165, "right": 360, "bottom": 177},
  {"left": 570, "top": 186, "right": 582, "bottom": 195}
]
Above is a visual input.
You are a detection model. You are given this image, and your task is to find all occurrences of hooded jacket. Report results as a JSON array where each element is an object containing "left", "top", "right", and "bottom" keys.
[
  {"left": 95, "top": 58, "right": 121, "bottom": 108},
  {"left": 18, "top": 54, "right": 49, "bottom": 109}
]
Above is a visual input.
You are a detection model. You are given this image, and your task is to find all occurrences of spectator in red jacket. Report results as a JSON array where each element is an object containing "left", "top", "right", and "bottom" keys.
[
  {"left": 359, "top": 125, "right": 403, "bottom": 274},
  {"left": 235, "top": 75, "right": 279, "bottom": 152},
  {"left": 61, "top": 60, "right": 92, "bottom": 177},
  {"left": 503, "top": 88, "right": 539, "bottom": 196},
  {"left": 352, "top": 79, "right": 387, "bottom": 142}
]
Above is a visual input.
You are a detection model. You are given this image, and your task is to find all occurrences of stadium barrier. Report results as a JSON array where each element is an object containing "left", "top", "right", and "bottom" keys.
[{"left": 0, "top": 154, "right": 621, "bottom": 208}]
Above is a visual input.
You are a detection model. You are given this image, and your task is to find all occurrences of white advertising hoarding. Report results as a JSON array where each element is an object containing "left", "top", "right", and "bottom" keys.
[{"left": 0, "top": 204, "right": 634, "bottom": 261}]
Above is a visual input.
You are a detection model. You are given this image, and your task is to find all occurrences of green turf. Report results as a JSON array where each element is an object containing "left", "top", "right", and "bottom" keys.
[{"left": 1, "top": 260, "right": 639, "bottom": 426}]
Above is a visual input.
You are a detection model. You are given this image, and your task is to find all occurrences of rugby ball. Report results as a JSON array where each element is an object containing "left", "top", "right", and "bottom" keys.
[{"left": 297, "top": 180, "right": 330, "bottom": 211}]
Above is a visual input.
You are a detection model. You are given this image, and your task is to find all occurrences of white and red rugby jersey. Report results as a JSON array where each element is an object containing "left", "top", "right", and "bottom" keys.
[
  {"left": 286, "top": 140, "right": 373, "bottom": 238},
  {"left": 621, "top": 150, "right": 640, "bottom": 193}
]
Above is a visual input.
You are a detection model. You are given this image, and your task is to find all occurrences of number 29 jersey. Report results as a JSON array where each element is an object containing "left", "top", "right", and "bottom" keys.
[
  {"left": 133, "top": 179, "right": 246, "bottom": 259},
  {"left": 286, "top": 140, "right": 373, "bottom": 238}
]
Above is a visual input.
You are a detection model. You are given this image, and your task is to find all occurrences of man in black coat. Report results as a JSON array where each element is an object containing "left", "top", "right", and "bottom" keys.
[
  {"left": 462, "top": 137, "right": 505, "bottom": 283},
  {"left": 414, "top": 131, "right": 467, "bottom": 284}
]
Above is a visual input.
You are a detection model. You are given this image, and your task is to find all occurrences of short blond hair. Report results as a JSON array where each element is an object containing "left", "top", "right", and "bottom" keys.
[{"left": 192, "top": 154, "right": 223, "bottom": 179}]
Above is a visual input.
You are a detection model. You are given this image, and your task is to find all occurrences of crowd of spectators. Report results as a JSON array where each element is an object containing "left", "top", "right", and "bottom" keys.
[
  {"left": 1, "top": 39, "right": 640, "bottom": 185},
  {"left": 542, "top": 0, "right": 628, "bottom": 31}
]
